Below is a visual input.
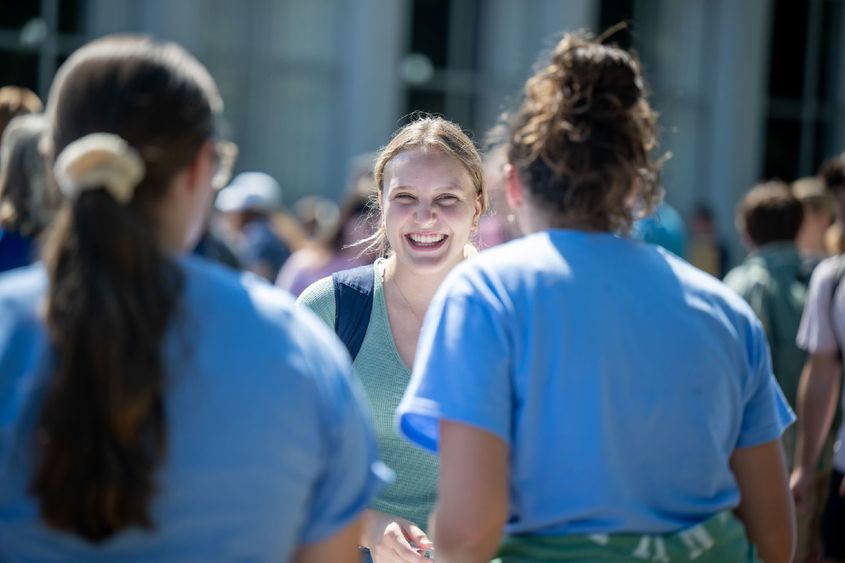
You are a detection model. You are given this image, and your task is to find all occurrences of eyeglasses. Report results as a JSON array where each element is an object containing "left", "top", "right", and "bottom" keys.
[{"left": 212, "top": 140, "right": 238, "bottom": 190}]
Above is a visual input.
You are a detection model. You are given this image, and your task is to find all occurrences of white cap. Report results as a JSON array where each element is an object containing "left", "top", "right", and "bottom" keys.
[{"left": 215, "top": 172, "right": 283, "bottom": 213}]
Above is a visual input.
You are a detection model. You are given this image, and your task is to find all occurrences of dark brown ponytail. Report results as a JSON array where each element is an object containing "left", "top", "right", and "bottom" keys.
[
  {"left": 507, "top": 31, "right": 664, "bottom": 233},
  {"left": 32, "top": 36, "right": 220, "bottom": 542}
]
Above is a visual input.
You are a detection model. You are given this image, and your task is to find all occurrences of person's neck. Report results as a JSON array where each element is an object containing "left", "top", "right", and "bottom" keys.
[
  {"left": 516, "top": 201, "right": 606, "bottom": 235},
  {"left": 383, "top": 254, "right": 450, "bottom": 314},
  {"left": 796, "top": 227, "right": 827, "bottom": 257}
]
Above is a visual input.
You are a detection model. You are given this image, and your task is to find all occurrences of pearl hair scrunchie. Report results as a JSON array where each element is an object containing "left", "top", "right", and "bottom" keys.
[{"left": 53, "top": 133, "right": 145, "bottom": 205}]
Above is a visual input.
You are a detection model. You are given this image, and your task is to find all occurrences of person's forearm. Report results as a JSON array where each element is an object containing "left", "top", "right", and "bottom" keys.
[
  {"left": 359, "top": 508, "right": 401, "bottom": 549},
  {"left": 430, "top": 508, "right": 501, "bottom": 563},
  {"left": 731, "top": 440, "right": 795, "bottom": 563},
  {"left": 793, "top": 356, "right": 840, "bottom": 470},
  {"left": 295, "top": 516, "right": 363, "bottom": 563},
  {"left": 433, "top": 421, "right": 509, "bottom": 563}
]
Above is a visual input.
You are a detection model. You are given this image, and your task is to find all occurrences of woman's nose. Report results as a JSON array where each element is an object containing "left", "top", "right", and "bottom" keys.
[{"left": 414, "top": 203, "right": 435, "bottom": 224}]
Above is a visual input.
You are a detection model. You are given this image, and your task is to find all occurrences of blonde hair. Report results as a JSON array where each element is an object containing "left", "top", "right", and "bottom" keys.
[{"left": 360, "top": 116, "right": 488, "bottom": 257}]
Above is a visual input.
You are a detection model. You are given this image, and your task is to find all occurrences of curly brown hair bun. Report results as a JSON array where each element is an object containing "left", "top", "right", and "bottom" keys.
[{"left": 507, "top": 31, "right": 664, "bottom": 233}]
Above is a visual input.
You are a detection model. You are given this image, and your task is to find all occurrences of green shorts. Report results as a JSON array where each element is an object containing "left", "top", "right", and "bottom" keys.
[{"left": 492, "top": 512, "right": 758, "bottom": 562}]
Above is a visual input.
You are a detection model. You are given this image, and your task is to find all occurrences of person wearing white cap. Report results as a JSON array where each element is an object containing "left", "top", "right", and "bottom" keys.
[{"left": 216, "top": 171, "right": 291, "bottom": 281}]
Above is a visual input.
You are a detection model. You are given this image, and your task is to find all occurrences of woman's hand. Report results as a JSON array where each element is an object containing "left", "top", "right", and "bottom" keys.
[
  {"left": 789, "top": 465, "right": 817, "bottom": 516},
  {"left": 363, "top": 509, "right": 432, "bottom": 562}
]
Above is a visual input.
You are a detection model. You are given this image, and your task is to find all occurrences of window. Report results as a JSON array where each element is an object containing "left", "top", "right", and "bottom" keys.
[
  {"left": 0, "top": 0, "right": 86, "bottom": 98},
  {"left": 762, "top": 0, "right": 843, "bottom": 180},
  {"left": 402, "top": 0, "right": 482, "bottom": 131}
]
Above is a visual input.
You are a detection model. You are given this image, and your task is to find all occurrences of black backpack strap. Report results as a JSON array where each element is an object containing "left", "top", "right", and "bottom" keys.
[{"left": 332, "top": 264, "right": 376, "bottom": 362}]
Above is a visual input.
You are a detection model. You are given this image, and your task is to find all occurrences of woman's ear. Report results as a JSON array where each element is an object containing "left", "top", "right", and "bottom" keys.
[
  {"left": 504, "top": 164, "right": 523, "bottom": 210},
  {"left": 473, "top": 192, "right": 483, "bottom": 225}
]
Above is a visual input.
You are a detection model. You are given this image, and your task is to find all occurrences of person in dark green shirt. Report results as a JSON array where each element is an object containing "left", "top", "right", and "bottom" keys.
[{"left": 725, "top": 181, "right": 814, "bottom": 459}]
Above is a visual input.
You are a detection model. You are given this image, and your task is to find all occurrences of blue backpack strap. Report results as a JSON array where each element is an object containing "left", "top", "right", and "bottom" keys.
[{"left": 332, "top": 264, "right": 376, "bottom": 361}]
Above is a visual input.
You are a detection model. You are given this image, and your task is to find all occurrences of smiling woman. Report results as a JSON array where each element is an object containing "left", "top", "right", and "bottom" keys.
[{"left": 298, "top": 116, "right": 487, "bottom": 563}]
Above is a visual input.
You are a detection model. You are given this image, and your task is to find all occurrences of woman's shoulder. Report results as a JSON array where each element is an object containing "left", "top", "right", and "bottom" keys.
[
  {"left": 296, "top": 274, "right": 337, "bottom": 326},
  {"left": 296, "top": 262, "right": 380, "bottom": 326},
  {"left": 179, "top": 256, "right": 353, "bottom": 389},
  {"left": 179, "top": 255, "right": 324, "bottom": 342},
  {"left": 297, "top": 274, "right": 336, "bottom": 304}
]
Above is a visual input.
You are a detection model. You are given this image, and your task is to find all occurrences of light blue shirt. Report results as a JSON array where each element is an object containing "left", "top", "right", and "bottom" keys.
[
  {"left": 0, "top": 256, "right": 388, "bottom": 562},
  {"left": 397, "top": 230, "right": 794, "bottom": 536}
]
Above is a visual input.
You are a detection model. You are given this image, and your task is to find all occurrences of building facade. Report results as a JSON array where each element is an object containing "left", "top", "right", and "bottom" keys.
[{"left": 2, "top": 0, "right": 844, "bottom": 262}]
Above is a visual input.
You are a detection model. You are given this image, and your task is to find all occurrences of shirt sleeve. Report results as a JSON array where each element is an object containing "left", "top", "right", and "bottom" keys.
[
  {"left": 796, "top": 259, "right": 839, "bottom": 354},
  {"left": 396, "top": 269, "right": 513, "bottom": 453},
  {"left": 297, "top": 312, "right": 392, "bottom": 544},
  {"left": 736, "top": 317, "right": 796, "bottom": 448}
]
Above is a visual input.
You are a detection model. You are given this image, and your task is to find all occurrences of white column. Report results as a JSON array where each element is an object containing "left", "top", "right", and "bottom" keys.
[
  {"left": 703, "top": 0, "right": 773, "bottom": 258},
  {"left": 476, "top": 0, "right": 598, "bottom": 135},
  {"left": 637, "top": 0, "right": 709, "bottom": 217},
  {"left": 333, "top": 0, "right": 410, "bottom": 198}
]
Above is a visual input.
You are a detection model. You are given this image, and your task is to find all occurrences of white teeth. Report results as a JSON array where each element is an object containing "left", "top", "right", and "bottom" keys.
[{"left": 409, "top": 233, "right": 445, "bottom": 245}]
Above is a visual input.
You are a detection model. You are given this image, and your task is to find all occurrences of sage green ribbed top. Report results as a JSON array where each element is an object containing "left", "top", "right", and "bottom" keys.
[{"left": 297, "top": 259, "right": 437, "bottom": 529}]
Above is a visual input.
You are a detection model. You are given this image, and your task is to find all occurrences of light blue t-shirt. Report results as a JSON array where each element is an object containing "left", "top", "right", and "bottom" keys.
[
  {"left": 0, "top": 256, "right": 388, "bottom": 562},
  {"left": 397, "top": 230, "right": 794, "bottom": 536}
]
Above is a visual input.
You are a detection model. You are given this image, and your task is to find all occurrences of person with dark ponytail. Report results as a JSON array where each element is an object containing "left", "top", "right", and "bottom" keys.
[
  {"left": 0, "top": 35, "right": 386, "bottom": 562},
  {"left": 397, "top": 32, "right": 795, "bottom": 562}
]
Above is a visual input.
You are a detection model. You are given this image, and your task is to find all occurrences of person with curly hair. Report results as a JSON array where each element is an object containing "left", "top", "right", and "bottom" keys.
[{"left": 397, "top": 31, "right": 795, "bottom": 562}]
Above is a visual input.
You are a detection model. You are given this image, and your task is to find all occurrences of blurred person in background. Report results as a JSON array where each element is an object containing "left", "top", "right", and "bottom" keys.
[
  {"left": 397, "top": 32, "right": 794, "bottom": 563},
  {"left": 791, "top": 152, "right": 845, "bottom": 563},
  {"left": 215, "top": 171, "right": 291, "bottom": 281},
  {"left": 277, "top": 189, "right": 377, "bottom": 297},
  {"left": 822, "top": 161, "right": 845, "bottom": 256},
  {"left": 0, "top": 114, "right": 58, "bottom": 272},
  {"left": 299, "top": 116, "right": 487, "bottom": 563},
  {"left": 724, "top": 182, "right": 810, "bottom": 462},
  {"left": 295, "top": 194, "right": 340, "bottom": 240},
  {"left": 634, "top": 201, "right": 688, "bottom": 259},
  {"left": 792, "top": 176, "right": 835, "bottom": 266},
  {"left": 0, "top": 86, "right": 42, "bottom": 143},
  {"left": 476, "top": 145, "right": 517, "bottom": 250},
  {"left": 192, "top": 224, "right": 242, "bottom": 271},
  {"left": 688, "top": 202, "right": 730, "bottom": 278},
  {"left": 0, "top": 35, "right": 386, "bottom": 562},
  {"left": 277, "top": 153, "right": 378, "bottom": 296}
]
